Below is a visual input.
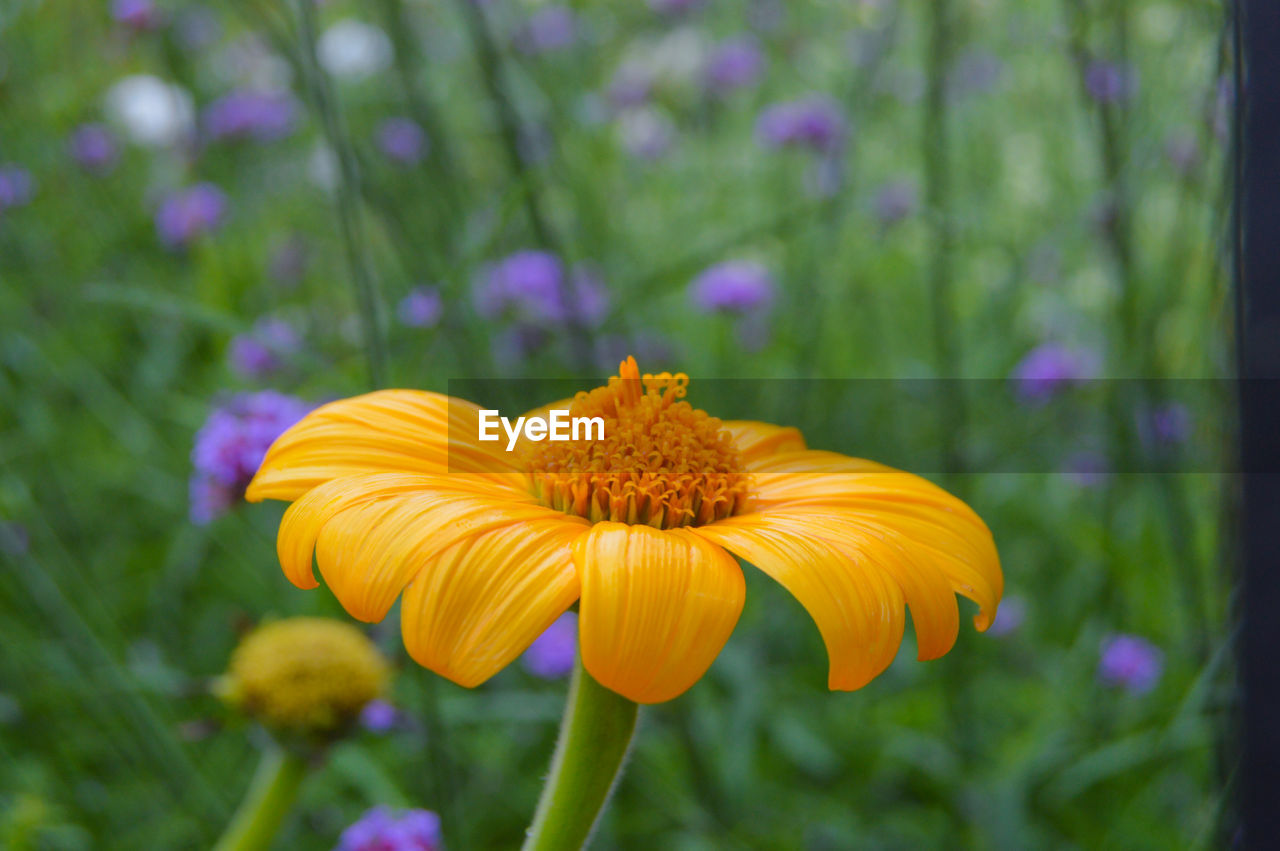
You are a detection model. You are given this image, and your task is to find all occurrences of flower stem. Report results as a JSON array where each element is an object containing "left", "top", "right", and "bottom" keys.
[
  {"left": 213, "top": 745, "right": 309, "bottom": 851},
  {"left": 523, "top": 655, "right": 639, "bottom": 851}
]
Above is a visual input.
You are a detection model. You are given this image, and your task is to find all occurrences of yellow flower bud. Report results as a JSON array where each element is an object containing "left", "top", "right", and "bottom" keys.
[{"left": 220, "top": 617, "right": 389, "bottom": 738}]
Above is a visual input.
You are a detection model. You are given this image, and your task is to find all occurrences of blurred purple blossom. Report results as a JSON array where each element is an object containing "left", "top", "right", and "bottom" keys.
[
  {"left": 1084, "top": 60, "right": 1138, "bottom": 105},
  {"left": 359, "top": 699, "right": 399, "bottom": 733},
  {"left": 228, "top": 318, "right": 301, "bottom": 380},
  {"left": 0, "top": 165, "right": 35, "bottom": 211},
  {"left": 705, "top": 37, "right": 765, "bottom": 96},
  {"left": 337, "top": 806, "right": 442, "bottom": 851},
  {"left": 204, "top": 90, "right": 299, "bottom": 142},
  {"left": 397, "top": 286, "right": 444, "bottom": 329},
  {"left": 475, "top": 251, "right": 609, "bottom": 326},
  {"left": 607, "top": 64, "right": 653, "bottom": 109},
  {"left": 189, "top": 391, "right": 312, "bottom": 524},
  {"left": 377, "top": 117, "right": 430, "bottom": 166},
  {"left": 1011, "top": 343, "right": 1098, "bottom": 403},
  {"left": 155, "top": 183, "right": 227, "bottom": 249},
  {"left": 873, "top": 179, "right": 918, "bottom": 226},
  {"left": 987, "top": 595, "right": 1026, "bottom": 637},
  {"left": 516, "top": 6, "right": 577, "bottom": 55},
  {"left": 1064, "top": 450, "right": 1110, "bottom": 488},
  {"left": 617, "top": 108, "right": 675, "bottom": 161},
  {"left": 690, "top": 261, "right": 775, "bottom": 315},
  {"left": 756, "top": 96, "right": 847, "bottom": 154},
  {"left": 1098, "top": 634, "right": 1164, "bottom": 694},
  {"left": 112, "top": 0, "right": 164, "bottom": 31},
  {"left": 1139, "top": 402, "right": 1192, "bottom": 447},
  {"left": 522, "top": 612, "right": 578, "bottom": 679},
  {"left": 69, "top": 124, "right": 120, "bottom": 174}
]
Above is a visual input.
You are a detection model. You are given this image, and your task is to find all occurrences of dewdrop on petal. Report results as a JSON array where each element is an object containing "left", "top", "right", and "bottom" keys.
[{"left": 219, "top": 617, "right": 389, "bottom": 739}]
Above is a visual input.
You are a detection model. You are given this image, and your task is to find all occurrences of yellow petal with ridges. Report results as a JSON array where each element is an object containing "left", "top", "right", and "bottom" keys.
[
  {"left": 400, "top": 517, "right": 587, "bottom": 687},
  {"left": 743, "top": 450, "right": 1001, "bottom": 629},
  {"left": 247, "top": 390, "right": 523, "bottom": 503},
  {"left": 576, "top": 523, "right": 744, "bottom": 704},
  {"left": 276, "top": 472, "right": 558, "bottom": 622},
  {"left": 720, "top": 420, "right": 807, "bottom": 464},
  {"left": 691, "top": 520, "right": 907, "bottom": 690}
]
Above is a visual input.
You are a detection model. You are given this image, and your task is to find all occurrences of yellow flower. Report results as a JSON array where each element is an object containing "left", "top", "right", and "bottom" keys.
[
  {"left": 221, "top": 617, "right": 389, "bottom": 736},
  {"left": 247, "top": 358, "right": 1002, "bottom": 704}
]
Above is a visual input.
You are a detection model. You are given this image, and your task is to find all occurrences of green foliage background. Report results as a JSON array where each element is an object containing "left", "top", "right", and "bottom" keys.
[{"left": 0, "top": 0, "right": 1234, "bottom": 847}]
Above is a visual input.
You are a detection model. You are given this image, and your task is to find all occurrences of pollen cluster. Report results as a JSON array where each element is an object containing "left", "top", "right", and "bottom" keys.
[{"left": 526, "top": 358, "right": 749, "bottom": 528}]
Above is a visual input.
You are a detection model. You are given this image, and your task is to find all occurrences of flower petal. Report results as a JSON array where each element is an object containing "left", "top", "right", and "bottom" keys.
[
  {"left": 576, "top": 523, "right": 744, "bottom": 704},
  {"left": 743, "top": 450, "right": 1002, "bottom": 630},
  {"left": 400, "top": 517, "right": 586, "bottom": 687},
  {"left": 276, "top": 472, "right": 559, "bottom": 622},
  {"left": 720, "top": 420, "right": 807, "bottom": 464},
  {"left": 247, "top": 390, "right": 524, "bottom": 503},
  {"left": 691, "top": 519, "right": 906, "bottom": 690}
]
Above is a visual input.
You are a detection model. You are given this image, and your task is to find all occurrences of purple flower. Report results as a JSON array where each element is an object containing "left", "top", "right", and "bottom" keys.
[
  {"left": 189, "top": 391, "right": 312, "bottom": 524},
  {"left": 112, "top": 0, "right": 164, "bottom": 31},
  {"left": 228, "top": 318, "right": 300, "bottom": 380},
  {"left": 1011, "top": 344, "right": 1098, "bottom": 403},
  {"left": 397, "top": 286, "right": 443, "bottom": 329},
  {"left": 616, "top": 108, "right": 675, "bottom": 161},
  {"left": 690, "top": 261, "right": 775, "bottom": 315},
  {"left": 204, "top": 90, "right": 299, "bottom": 142},
  {"left": 359, "top": 699, "right": 399, "bottom": 733},
  {"left": 475, "top": 252, "right": 609, "bottom": 326},
  {"left": 987, "top": 595, "right": 1026, "bottom": 637},
  {"left": 0, "top": 165, "right": 35, "bottom": 211},
  {"left": 1098, "top": 634, "right": 1163, "bottom": 694},
  {"left": 873, "top": 179, "right": 918, "bottom": 226},
  {"left": 756, "top": 96, "right": 847, "bottom": 154},
  {"left": 1063, "top": 450, "right": 1110, "bottom": 488},
  {"left": 69, "top": 124, "right": 120, "bottom": 174},
  {"left": 155, "top": 183, "right": 227, "bottom": 249},
  {"left": 607, "top": 65, "right": 653, "bottom": 109},
  {"left": 1084, "top": 60, "right": 1138, "bottom": 105},
  {"left": 522, "top": 612, "right": 578, "bottom": 679},
  {"left": 1139, "top": 402, "right": 1191, "bottom": 447},
  {"left": 516, "top": 6, "right": 577, "bottom": 55},
  {"left": 648, "top": 0, "right": 705, "bottom": 16},
  {"left": 337, "top": 806, "right": 442, "bottom": 851},
  {"left": 377, "top": 118, "right": 430, "bottom": 166},
  {"left": 705, "top": 37, "right": 765, "bottom": 95}
]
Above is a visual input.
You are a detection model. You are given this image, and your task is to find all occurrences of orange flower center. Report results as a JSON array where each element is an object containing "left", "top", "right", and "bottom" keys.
[{"left": 526, "top": 357, "right": 749, "bottom": 528}]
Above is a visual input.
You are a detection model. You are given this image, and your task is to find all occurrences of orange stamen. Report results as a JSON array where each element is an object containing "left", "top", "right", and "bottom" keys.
[{"left": 526, "top": 359, "right": 749, "bottom": 529}]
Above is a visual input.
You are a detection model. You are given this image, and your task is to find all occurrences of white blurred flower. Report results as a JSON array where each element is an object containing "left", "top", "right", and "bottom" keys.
[
  {"left": 104, "top": 75, "right": 195, "bottom": 147},
  {"left": 317, "top": 19, "right": 393, "bottom": 79}
]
